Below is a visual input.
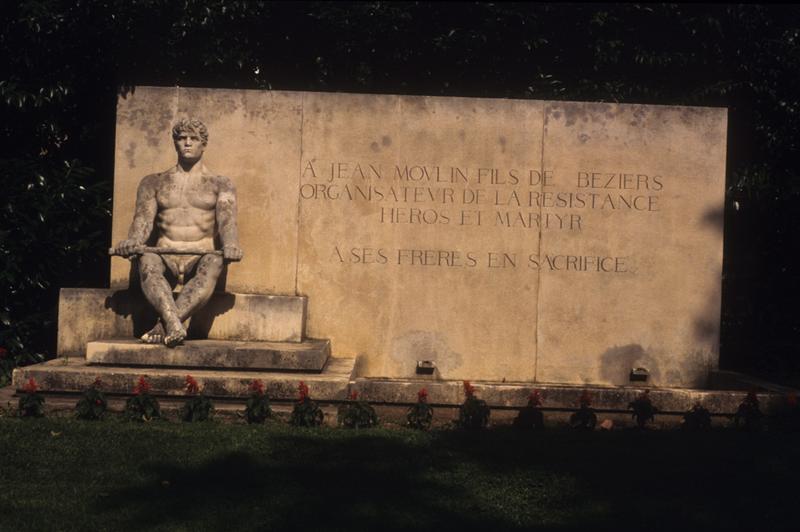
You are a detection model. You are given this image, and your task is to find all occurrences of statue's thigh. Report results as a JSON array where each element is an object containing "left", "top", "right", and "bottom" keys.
[{"left": 191, "top": 254, "right": 224, "bottom": 281}]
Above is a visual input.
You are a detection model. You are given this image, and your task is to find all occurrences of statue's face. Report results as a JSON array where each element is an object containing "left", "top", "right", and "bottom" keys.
[{"left": 174, "top": 130, "right": 206, "bottom": 162}]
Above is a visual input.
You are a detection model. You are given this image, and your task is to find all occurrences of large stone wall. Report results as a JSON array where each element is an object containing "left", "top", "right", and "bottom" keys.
[{"left": 112, "top": 86, "right": 726, "bottom": 387}]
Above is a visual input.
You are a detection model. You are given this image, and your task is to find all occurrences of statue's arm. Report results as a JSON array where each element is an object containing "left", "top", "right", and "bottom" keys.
[
  {"left": 216, "top": 176, "right": 243, "bottom": 261},
  {"left": 114, "top": 176, "right": 158, "bottom": 256}
]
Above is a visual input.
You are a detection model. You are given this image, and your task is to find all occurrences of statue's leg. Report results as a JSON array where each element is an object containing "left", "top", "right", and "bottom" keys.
[
  {"left": 174, "top": 253, "right": 224, "bottom": 322},
  {"left": 138, "top": 253, "right": 186, "bottom": 347}
]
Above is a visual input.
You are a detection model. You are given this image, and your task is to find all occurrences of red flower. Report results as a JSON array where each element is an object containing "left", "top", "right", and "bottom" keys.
[
  {"left": 92, "top": 377, "right": 103, "bottom": 389},
  {"left": 95, "top": 399, "right": 103, "bottom": 406},
  {"left": 463, "top": 380, "right": 476, "bottom": 398},
  {"left": 22, "top": 377, "right": 38, "bottom": 393},
  {"left": 349, "top": 390, "right": 359, "bottom": 401},
  {"left": 184, "top": 375, "right": 200, "bottom": 395},
  {"left": 249, "top": 379, "right": 265, "bottom": 396},
  {"left": 528, "top": 390, "right": 542, "bottom": 407},
  {"left": 418, "top": 388, "right": 428, "bottom": 403},
  {"left": 133, "top": 376, "right": 151, "bottom": 395},
  {"left": 578, "top": 390, "right": 592, "bottom": 407},
  {"left": 787, "top": 392, "right": 798, "bottom": 408},
  {"left": 298, "top": 381, "right": 309, "bottom": 401},
  {"left": 0, "top": 347, "right": 8, "bottom": 359}
]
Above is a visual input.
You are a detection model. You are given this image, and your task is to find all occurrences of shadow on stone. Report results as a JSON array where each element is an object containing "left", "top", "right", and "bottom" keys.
[
  {"left": 113, "top": 262, "right": 235, "bottom": 340},
  {"left": 599, "top": 344, "right": 661, "bottom": 384},
  {"left": 188, "top": 291, "right": 236, "bottom": 339},
  {"left": 104, "top": 290, "right": 158, "bottom": 338}
]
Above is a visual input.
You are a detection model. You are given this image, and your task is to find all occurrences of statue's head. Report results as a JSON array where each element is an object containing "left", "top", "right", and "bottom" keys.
[
  {"left": 172, "top": 118, "right": 208, "bottom": 145},
  {"left": 172, "top": 118, "right": 208, "bottom": 163}
]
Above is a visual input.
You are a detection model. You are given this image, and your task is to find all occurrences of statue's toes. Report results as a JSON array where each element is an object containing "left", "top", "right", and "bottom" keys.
[
  {"left": 164, "top": 330, "right": 186, "bottom": 348},
  {"left": 140, "top": 333, "right": 163, "bottom": 344}
]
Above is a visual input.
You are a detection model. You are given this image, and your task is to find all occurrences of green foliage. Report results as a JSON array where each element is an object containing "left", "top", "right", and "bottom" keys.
[
  {"left": 457, "top": 381, "right": 490, "bottom": 430},
  {"left": 180, "top": 395, "right": 214, "bottom": 422},
  {"left": 569, "top": 407, "right": 597, "bottom": 431},
  {"left": 733, "top": 391, "right": 763, "bottom": 431},
  {"left": 290, "top": 381, "right": 323, "bottom": 427},
  {"left": 0, "top": 156, "right": 110, "bottom": 381},
  {"left": 337, "top": 392, "right": 378, "bottom": 429},
  {"left": 406, "top": 402, "right": 433, "bottom": 431},
  {"left": 124, "top": 377, "right": 160, "bottom": 422},
  {"left": 18, "top": 388, "right": 45, "bottom": 418},
  {"left": 243, "top": 380, "right": 272, "bottom": 424},
  {"left": 17, "top": 377, "right": 44, "bottom": 418},
  {"left": 125, "top": 394, "right": 161, "bottom": 422},
  {"left": 513, "top": 391, "right": 545, "bottom": 430},
  {"left": 75, "top": 378, "right": 107, "bottom": 420},
  {"left": 570, "top": 391, "right": 597, "bottom": 430},
  {"left": 682, "top": 403, "right": 712, "bottom": 431},
  {"left": 0, "top": 347, "right": 13, "bottom": 388},
  {"left": 244, "top": 393, "right": 272, "bottom": 424},
  {"left": 180, "top": 375, "right": 213, "bottom": 422},
  {"left": 629, "top": 391, "right": 657, "bottom": 429},
  {"left": 406, "top": 388, "right": 433, "bottom": 430},
  {"left": 290, "top": 397, "right": 324, "bottom": 428}
]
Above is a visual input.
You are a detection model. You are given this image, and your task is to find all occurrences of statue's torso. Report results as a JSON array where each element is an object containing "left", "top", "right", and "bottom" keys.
[{"left": 153, "top": 169, "right": 219, "bottom": 250}]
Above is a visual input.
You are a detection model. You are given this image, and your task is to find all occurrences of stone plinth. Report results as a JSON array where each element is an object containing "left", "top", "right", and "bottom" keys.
[
  {"left": 13, "top": 356, "right": 354, "bottom": 400},
  {"left": 58, "top": 288, "right": 307, "bottom": 356},
  {"left": 351, "top": 378, "right": 780, "bottom": 415},
  {"left": 86, "top": 339, "right": 330, "bottom": 371}
]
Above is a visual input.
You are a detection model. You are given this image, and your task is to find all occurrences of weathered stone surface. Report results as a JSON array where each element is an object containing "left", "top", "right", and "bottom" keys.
[
  {"left": 86, "top": 338, "right": 329, "bottom": 371},
  {"left": 296, "top": 93, "right": 543, "bottom": 382},
  {"left": 58, "top": 288, "right": 306, "bottom": 356},
  {"left": 112, "top": 87, "right": 727, "bottom": 387},
  {"left": 351, "top": 378, "right": 781, "bottom": 415},
  {"left": 13, "top": 356, "right": 354, "bottom": 400},
  {"left": 535, "top": 102, "right": 727, "bottom": 387}
]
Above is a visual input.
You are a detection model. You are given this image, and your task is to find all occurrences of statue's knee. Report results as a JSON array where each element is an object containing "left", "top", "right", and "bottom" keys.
[
  {"left": 138, "top": 253, "right": 163, "bottom": 275},
  {"left": 201, "top": 254, "right": 224, "bottom": 274}
]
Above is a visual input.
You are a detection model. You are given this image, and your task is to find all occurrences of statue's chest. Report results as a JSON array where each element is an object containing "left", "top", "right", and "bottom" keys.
[{"left": 157, "top": 177, "right": 217, "bottom": 210}]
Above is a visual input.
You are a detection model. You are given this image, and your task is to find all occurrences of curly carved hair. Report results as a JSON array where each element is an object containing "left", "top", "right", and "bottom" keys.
[{"left": 171, "top": 118, "right": 209, "bottom": 145}]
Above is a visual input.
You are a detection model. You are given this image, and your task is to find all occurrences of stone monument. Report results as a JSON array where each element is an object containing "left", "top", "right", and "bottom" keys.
[{"left": 13, "top": 86, "right": 728, "bottom": 408}]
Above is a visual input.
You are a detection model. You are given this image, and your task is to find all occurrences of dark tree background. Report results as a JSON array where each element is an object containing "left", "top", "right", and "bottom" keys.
[{"left": 1, "top": 1, "right": 798, "bottom": 385}]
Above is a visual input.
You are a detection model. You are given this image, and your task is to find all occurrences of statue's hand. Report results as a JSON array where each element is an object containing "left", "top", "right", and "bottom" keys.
[
  {"left": 115, "top": 239, "right": 142, "bottom": 257},
  {"left": 223, "top": 244, "right": 243, "bottom": 262}
]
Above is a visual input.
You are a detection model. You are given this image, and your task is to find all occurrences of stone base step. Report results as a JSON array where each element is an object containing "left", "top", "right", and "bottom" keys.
[
  {"left": 12, "top": 356, "right": 355, "bottom": 401},
  {"left": 351, "top": 378, "right": 788, "bottom": 415},
  {"left": 86, "top": 338, "right": 330, "bottom": 372}
]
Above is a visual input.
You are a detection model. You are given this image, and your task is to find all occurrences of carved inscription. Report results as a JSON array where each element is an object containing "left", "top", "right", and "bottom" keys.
[
  {"left": 332, "top": 246, "right": 628, "bottom": 273},
  {"left": 300, "top": 159, "right": 663, "bottom": 275}
]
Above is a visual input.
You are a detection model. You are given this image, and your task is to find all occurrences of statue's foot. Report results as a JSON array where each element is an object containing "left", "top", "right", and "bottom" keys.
[
  {"left": 140, "top": 322, "right": 165, "bottom": 344},
  {"left": 163, "top": 324, "right": 187, "bottom": 348}
]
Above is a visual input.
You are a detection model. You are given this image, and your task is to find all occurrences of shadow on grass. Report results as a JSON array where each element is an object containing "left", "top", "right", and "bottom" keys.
[
  {"left": 94, "top": 431, "right": 540, "bottom": 531},
  {"left": 91, "top": 427, "right": 800, "bottom": 531},
  {"left": 432, "top": 427, "right": 800, "bottom": 529}
]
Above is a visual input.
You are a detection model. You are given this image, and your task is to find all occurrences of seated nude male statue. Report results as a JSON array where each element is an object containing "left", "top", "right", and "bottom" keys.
[{"left": 113, "top": 118, "right": 243, "bottom": 347}]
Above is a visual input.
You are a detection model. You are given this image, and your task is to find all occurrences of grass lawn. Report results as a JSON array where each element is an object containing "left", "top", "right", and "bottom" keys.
[{"left": 1, "top": 414, "right": 798, "bottom": 531}]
